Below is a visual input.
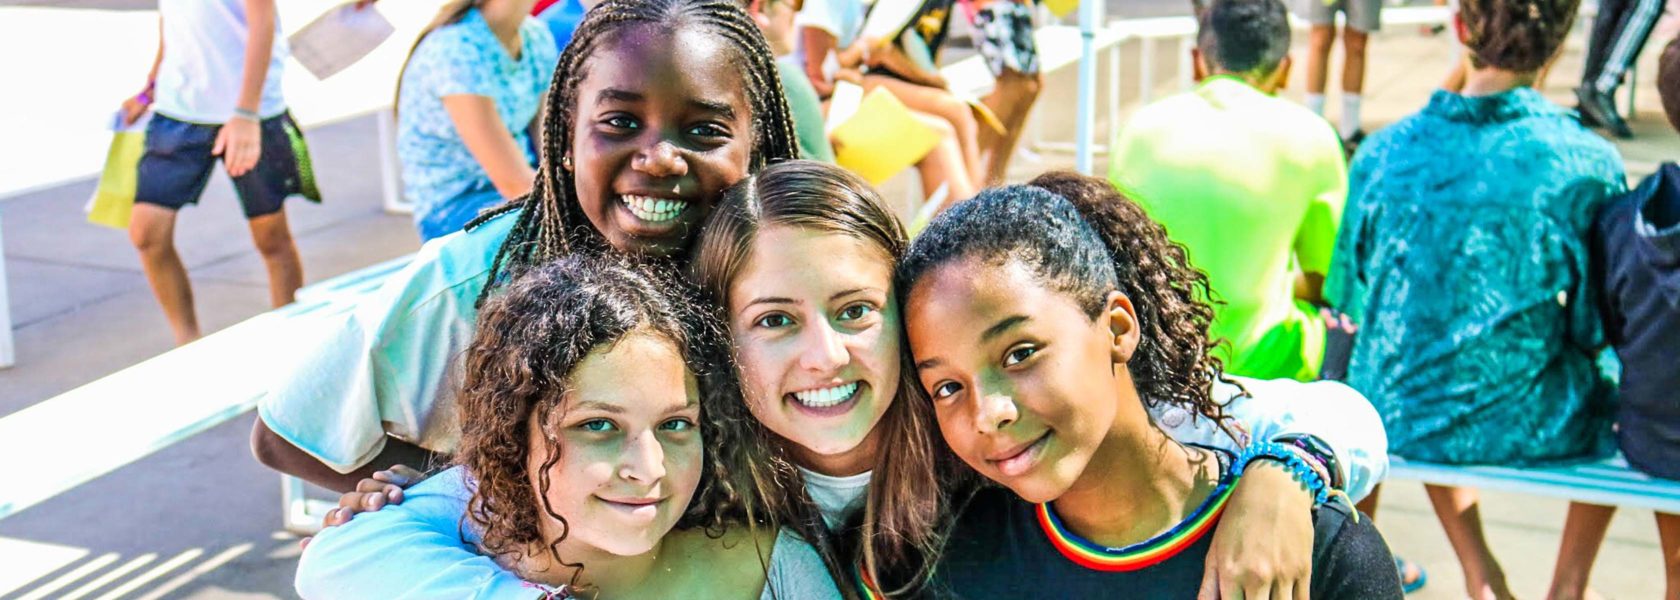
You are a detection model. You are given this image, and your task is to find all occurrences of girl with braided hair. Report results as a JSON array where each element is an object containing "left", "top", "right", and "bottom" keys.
[
  {"left": 254, "top": 0, "right": 800, "bottom": 496},
  {"left": 297, "top": 255, "right": 842, "bottom": 598},
  {"left": 893, "top": 172, "right": 1403, "bottom": 599},
  {"left": 1328, "top": 0, "right": 1624, "bottom": 597}
]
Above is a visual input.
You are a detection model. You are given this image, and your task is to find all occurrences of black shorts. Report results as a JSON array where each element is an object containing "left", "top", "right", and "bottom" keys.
[{"left": 135, "top": 112, "right": 321, "bottom": 218}]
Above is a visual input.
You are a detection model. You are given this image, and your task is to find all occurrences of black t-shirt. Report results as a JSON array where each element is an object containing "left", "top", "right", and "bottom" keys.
[{"left": 914, "top": 478, "right": 1403, "bottom": 599}]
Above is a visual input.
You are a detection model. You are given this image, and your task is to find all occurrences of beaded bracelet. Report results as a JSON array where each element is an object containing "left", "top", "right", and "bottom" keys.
[
  {"left": 1234, "top": 441, "right": 1333, "bottom": 506},
  {"left": 1272, "top": 433, "right": 1344, "bottom": 490}
]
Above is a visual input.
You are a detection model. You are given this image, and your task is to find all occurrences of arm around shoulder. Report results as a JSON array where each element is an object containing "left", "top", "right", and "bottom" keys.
[{"left": 295, "top": 467, "right": 534, "bottom": 600}]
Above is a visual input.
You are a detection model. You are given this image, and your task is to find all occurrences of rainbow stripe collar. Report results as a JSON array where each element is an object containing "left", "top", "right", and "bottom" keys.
[{"left": 1035, "top": 469, "right": 1239, "bottom": 572}]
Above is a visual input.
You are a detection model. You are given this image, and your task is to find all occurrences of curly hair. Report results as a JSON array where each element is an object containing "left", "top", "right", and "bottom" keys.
[
  {"left": 1458, "top": 0, "right": 1580, "bottom": 72},
  {"left": 692, "top": 160, "right": 961, "bottom": 596},
  {"left": 452, "top": 254, "right": 763, "bottom": 589},
  {"left": 469, "top": 0, "right": 801, "bottom": 307},
  {"left": 897, "top": 171, "right": 1236, "bottom": 430}
]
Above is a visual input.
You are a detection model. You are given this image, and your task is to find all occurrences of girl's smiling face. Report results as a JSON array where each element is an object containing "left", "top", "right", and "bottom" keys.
[
  {"left": 728, "top": 225, "right": 900, "bottom": 472},
  {"left": 528, "top": 332, "right": 703, "bottom": 558},
  {"left": 904, "top": 257, "right": 1141, "bottom": 504},
  {"left": 569, "top": 25, "right": 755, "bottom": 257}
]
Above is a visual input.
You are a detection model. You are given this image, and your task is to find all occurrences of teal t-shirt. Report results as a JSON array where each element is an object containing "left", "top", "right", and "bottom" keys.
[
  {"left": 1108, "top": 76, "right": 1346, "bottom": 381},
  {"left": 778, "top": 58, "right": 836, "bottom": 164}
]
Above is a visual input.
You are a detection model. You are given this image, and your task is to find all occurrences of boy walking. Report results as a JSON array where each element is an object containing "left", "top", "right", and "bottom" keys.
[{"left": 121, "top": 0, "right": 320, "bottom": 345}]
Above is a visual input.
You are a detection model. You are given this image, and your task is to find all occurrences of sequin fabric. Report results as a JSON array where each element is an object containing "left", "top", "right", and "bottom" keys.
[{"left": 1326, "top": 88, "right": 1625, "bottom": 465}]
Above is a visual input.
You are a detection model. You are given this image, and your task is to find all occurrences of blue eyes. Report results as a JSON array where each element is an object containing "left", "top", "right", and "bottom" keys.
[
  {"left": 580, "top": 419, "right": 616, "bottom": 432},
  {"left": 576, "top": 418, "right": 695, "bottom": 433},
  {"left": 931, "top": 381, "right": 963, "bottom": 399}
]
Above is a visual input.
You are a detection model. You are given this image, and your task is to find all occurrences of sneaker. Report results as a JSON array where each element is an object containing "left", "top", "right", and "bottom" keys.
[
  {"left": 1576, "top": 87, "right": 1633, "bottom": 139},
  {"left": 1341, "top": 129, "right": 1366, "bottom": 159}
]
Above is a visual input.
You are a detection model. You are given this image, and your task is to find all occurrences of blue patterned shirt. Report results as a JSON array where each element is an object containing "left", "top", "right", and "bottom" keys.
[
  {"left": 1326, "top": 88, "right": 1625, "bottom": 465},
  {"left": 397, "top": 8, "right": 558, "bottom": 212}
]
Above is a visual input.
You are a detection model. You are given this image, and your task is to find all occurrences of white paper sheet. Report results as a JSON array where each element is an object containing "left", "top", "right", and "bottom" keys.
[{"left": 287, "top": 3, "right": 396, "bottom": 80}]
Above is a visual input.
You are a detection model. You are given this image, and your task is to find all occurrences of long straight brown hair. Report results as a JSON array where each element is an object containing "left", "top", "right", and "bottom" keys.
[{"left": 691, "top": 160, "right": 963, "bottom": 596}]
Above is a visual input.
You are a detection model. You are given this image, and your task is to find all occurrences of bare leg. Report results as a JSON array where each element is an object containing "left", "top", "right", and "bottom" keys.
[
  {"left": 1548, "top": 503, "right": 1616, "bottom": 600},
  {"left": 864, "top": 74, "right": 986, "bottom": 190},
  {"left": 1357, "top": 483, "right": 1382, "bottom": 520},
  {"left": 1425, "top": 484, "right": 1515, "bottom": 600},
  {"left": 978, "top": 69, "right": 1044, "bottom": 184},
  {"left": 911, "top": 112, "right": 977, "bottom": 206},
  {"left": 1342, "top": 28, "right": 1369, "bottom": 95},
  {"left": 1659, "top": 512, "right": 1680, "bottom": 600},
  {"left": 247, "top": 209, "right": 303, "bottom": 308},
  {"left": 1308, "top": 25, "right": 1337, "bottom": 96},
  {"left": 129, "top": 203, "right": 200, "bottom": 345}
]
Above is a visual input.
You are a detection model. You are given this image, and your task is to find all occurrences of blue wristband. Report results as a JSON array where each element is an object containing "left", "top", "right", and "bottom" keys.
[{"left": 1234, "top": 441, "right": 1331, "bottom": 506}]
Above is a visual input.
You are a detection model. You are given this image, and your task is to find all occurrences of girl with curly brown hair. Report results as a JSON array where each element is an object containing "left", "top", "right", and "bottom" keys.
[
  {"left": 893, "top": 172, "right": 1404, "bottom": 598},
  {"left": 298, "top": 254, "right": 842, "bottom": 599}
]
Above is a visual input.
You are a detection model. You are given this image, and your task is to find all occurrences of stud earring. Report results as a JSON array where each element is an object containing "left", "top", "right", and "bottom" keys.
[{"left": 561, "top": 155, "right": 573, "bottom": 171}]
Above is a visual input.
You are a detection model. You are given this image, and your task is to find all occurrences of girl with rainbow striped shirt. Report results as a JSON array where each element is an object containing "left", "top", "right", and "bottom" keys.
[{"left": 890, "top": 173, "right": 1404, "bottom": 599}]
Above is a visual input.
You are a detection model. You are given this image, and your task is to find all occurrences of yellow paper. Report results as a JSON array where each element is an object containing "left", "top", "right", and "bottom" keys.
[
  {"left": 1044, "top": 0, "right": 1078, "bottom": 18},
  {"left": 831, "top": 88, "right": 940, "bottom": 186},
  {"left": 87, "top": 130, "right": 145, "bottom": 230}
]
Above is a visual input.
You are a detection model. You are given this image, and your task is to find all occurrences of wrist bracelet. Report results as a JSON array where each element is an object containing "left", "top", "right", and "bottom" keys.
[
  {"left": 1272, "top": 433, "right": 1345, "bottom": 490},
  {"left": 1235, "top": 441, "right": 1332, "bottom": 506},
  {"left": 231, "top": 107, "right": 261, "bottom": 122},
  {"left": 136, "top": 90, "right": 153, "bottom": 106}
]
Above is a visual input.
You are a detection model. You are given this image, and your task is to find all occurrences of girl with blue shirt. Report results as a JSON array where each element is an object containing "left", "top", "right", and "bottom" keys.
[{"left": 397, "top": 0, "right": 560, "bottom": 241}]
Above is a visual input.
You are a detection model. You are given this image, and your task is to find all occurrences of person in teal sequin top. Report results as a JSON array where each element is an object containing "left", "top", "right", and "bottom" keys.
[
  {"left": 1327, "top": 84, "right": 1623, "bottom": 466},
  {"left": 1325, "top": 0, "right": 1625, "bottom": 597}
]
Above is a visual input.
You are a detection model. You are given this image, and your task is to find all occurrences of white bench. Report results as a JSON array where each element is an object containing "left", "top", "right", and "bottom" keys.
[
  {"left": 1388, "top": 454, "right": 1680, "bottom": 514},
  {"left": 0, "top": 256, "right": 413, "bottom": 527}
]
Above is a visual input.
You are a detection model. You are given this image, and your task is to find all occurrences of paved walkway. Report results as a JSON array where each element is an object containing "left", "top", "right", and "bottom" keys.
[{"left": 0, "top": 1, "right": 1674, "bottom": 598}]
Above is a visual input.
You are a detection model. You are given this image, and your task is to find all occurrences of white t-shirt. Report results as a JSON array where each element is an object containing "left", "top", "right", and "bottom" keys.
[
  {"left": 794, "top": 0, "right": 868, "bottom": 82},
  {"left": 799, "top": 466, "right": 873, "bottom": 530},
  {"left": 153, "top": 0, "right": 289, "bottom": 124}
]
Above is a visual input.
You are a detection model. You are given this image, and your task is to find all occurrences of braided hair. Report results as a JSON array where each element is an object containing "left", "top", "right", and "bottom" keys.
[
  {"left": 1458, "top": 0, "right": 1581, "bottom": 72},
  {"left": 897, "top": 172, "right": 1238, "bottom": 430},
  {"left": 470, "top": 0, "right": 802, "bottom": 307}
]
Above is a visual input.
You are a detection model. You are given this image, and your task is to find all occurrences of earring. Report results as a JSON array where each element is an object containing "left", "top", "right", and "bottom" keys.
[{"left": 561, "top": 155, "right": 573, "bottom": 171}]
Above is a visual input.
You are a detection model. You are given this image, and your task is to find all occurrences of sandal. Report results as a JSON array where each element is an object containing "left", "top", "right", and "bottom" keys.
[{"left": 1395, "top": 556, "right": 1428, "bottom": 594}]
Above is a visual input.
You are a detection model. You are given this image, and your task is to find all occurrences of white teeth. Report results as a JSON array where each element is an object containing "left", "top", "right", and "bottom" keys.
[
  {"left": 622, "top": 194, "right": 687, "bottom": 223},
  {"left": 793, "top": 382, "right": 860, "bottom": 408}
]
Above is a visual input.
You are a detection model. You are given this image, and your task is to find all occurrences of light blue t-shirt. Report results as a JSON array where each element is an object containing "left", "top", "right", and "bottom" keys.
[
  {"left": 397, "top": 8, "right": 559, "bottom": 212},
  {"left": 296, "top": 466, "right": 845, "bottom": 600},
  {"left": 259, "top": 210, "right": 518, "bottom": 472}
]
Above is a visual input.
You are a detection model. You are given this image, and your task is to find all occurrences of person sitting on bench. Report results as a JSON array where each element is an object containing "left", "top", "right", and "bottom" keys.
[
  {"left": 1325, "top": 0, "right": 1626, "bottom": 597},
  {"left": 1549, "top": 33, "right": 1680, "bottom": 600}
]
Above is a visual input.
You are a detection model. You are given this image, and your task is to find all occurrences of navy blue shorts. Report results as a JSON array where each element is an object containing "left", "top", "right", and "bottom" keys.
[{"left": 135, "top": 112, "right": 321, "bottom": 218}]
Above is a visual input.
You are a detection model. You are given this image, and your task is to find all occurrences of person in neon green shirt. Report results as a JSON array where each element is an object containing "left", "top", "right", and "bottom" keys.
[{"left": 1107, "top": 0, "right": 1346, "bottom": 381}]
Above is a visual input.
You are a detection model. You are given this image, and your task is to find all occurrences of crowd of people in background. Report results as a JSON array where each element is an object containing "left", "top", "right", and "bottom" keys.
[{"left": 108, "top": 0, "right": 1680, "bottom": 597}]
